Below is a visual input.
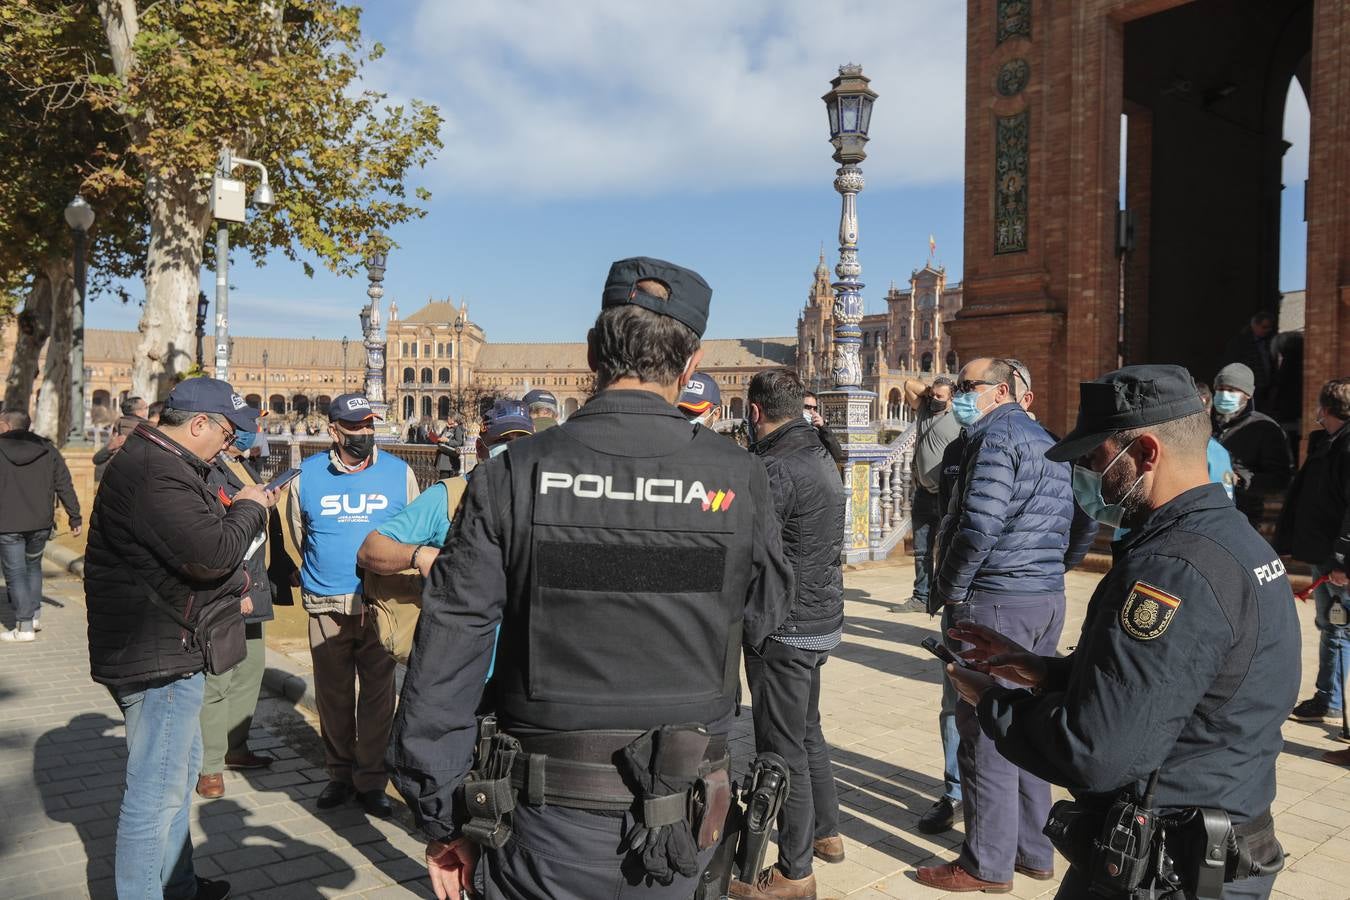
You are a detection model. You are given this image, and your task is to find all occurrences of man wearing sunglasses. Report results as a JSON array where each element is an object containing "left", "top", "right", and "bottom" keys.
[
  {"left": 802, "top": 391, "right": 845, "bottom": 466},
  {"left": 917, "top": 358, "right": 1080, "bottom": 894}
]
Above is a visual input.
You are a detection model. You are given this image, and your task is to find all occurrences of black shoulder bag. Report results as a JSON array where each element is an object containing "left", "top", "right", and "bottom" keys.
[{"left": 131, "top": 569, "right": 247, "bottom": 675}]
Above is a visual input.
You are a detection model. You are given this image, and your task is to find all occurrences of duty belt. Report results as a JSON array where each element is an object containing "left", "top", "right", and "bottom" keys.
[{"left": 510, "top": 729, "right": 730, "bottom": 812}]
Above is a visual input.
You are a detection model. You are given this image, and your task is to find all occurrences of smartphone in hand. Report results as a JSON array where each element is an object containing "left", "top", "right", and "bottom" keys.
[
  {"left": 265, "top": 468, "right": 301, "bottom": 493},
  {"left": 921, "top": 636, "right": 972, "bottom": 669}
]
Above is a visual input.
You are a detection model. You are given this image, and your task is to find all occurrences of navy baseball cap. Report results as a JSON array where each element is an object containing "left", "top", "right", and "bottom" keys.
[
  {"left": 164, "top": 377, "right": 258, "bottom": 432},
  {"left": 1047, "top": 365, "right": 1206, "bottom": 462},
  {"left": 483, "top": 400, "right": 535, "bottom": 444},
  {"left": 677, "top": 373, "right": 721, "bottom": 416},
  {"left": 601, "top": 257, "right": 712, "bottom": 337},
  {"left": 522, "top": 389, "right": 558, "bottom": 412},
  {"left": 328, "top": 393, "right": 381, "bottom": 423}
]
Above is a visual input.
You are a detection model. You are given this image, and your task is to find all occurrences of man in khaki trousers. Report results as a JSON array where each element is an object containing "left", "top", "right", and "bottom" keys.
[{"left": 287, "top": 394, "right": 419, "bottom": 817}]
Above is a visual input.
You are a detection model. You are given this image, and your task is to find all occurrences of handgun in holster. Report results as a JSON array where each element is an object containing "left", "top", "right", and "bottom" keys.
[{"left": 693, "top": 752, "right": 790, "bottom": 900}]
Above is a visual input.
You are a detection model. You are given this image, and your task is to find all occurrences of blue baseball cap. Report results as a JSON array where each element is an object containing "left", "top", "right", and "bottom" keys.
[
  {"left": 164, "top": 377, "right": 259, "bottom": 432},
  {"left": 483, "top": 399, "right": 535, "bottom": 444},
  {"left": 677, "top": 372, "right": 720, "bottom": 417},
  {"left": 328, "top": 393, "right": 381, "bottom": 423}
]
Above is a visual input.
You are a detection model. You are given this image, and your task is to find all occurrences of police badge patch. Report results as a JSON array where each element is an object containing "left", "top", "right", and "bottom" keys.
[{"left": 1120, "top": 581, "right": 1181, "bottom": 640}]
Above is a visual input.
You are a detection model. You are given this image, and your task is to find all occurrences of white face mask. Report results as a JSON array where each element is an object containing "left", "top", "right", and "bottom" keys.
[{"left": 488, "top": 442, "right": 509, "bottom": 459}]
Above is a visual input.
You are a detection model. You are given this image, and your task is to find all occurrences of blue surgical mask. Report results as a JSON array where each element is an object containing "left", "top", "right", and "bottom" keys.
[
  {"left": 232, "top": 431, "right": 256, "bottom": 451},
  {"left": 1072, "top": 439, "right": 1145, "bottom": 528},
  {"left": 488, "top": 441, "right": 509, "bottom": 459},
  {"left": 952, "top": 391, "right": 985, "bottom": 426},
  {"left": 1212, "top": 391, "right": 1244, "bottom": 415}
]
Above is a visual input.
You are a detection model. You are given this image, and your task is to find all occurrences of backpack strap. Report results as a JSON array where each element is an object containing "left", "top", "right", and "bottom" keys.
[{"left": 440, "top": 477, "right": 468, "bottom": 520}]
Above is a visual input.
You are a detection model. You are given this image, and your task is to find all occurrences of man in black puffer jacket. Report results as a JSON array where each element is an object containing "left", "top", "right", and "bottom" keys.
[
  {"left": 731, "top": 368, "right": 845, "bottom": 900},
  {"left": 85, "top": 377, "right": 275, "bottom": 900}
]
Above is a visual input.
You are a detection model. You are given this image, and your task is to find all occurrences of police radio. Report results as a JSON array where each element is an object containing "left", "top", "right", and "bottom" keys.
[{"left": 1090, "top": 770, "right": 1160, "bottom": 893}]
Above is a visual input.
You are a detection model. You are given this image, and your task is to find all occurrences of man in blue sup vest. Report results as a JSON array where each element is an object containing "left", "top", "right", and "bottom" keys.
[{"left": 287, "top": 393, "right": 419, "bottom": 817}]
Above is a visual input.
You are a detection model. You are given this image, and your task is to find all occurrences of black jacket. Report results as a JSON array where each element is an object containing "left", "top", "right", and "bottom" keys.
[
  {"left": 389, "top": 390, "right": 793, "bottom": 841},
  {"left": 752, "top": 418, "right": 846, "bottom": 636},
  {"left": 979, "top": 485, "right": 1299, "bottom": 829},
  {"left": 1274, "top": 424, "right": 1350, "bottom": 568},
  {"left": 84, "top": 424, "right": 267, "bottom": 686},
  {"left": 0, "top": 430, "right": 81, "bottom": 533},
  {"left": 1213, "top": 407, "right": 1294, "bottom": 524}
]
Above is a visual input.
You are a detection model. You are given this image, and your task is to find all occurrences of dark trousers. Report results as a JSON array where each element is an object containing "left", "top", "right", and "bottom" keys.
[
  {"left": 744, "top": 639, "right": 840, "bottom": 880},
  {"left": 1056, "top": 867, "right": 1277, "bottom": 899},
  {"left": 477, "top": 804, "right": 717, "bottom": 899},
  {"left": 910, "top": 489, "right": 942, "bottom": 607},
  {"left": 950, "top": 593, "right": 1065, "bottom": 883}
]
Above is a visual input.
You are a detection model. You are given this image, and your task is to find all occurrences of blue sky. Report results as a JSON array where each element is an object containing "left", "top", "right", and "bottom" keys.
[{"left": 84, "top": 1, "right": 1309, "bottom": 343}]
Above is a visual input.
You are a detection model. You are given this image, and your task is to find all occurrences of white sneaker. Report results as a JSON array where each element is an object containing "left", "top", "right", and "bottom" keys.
[
  {"left": 32, "top": 614, "right": 41, "bottom": 632},
  {"left": 0, "top": 628, "right": 36, "bottom": 642}
]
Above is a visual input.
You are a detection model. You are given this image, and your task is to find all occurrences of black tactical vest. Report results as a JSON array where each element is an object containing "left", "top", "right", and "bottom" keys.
[{"left": 490, "top": 397, "right": 761, "bottom": 733}]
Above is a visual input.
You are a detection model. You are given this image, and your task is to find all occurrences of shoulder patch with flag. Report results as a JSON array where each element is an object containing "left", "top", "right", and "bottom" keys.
[{"left": 1120, "top": 581, "right": 1182, "bottom": 641}]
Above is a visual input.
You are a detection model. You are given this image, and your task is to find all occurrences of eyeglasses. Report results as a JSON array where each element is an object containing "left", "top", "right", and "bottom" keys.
[
  {"left": 956, "top": 379, "right": 1000, "bottom": 395},
  {"left": 803, "top": 403, "right": 818, "bottom": 411},
  {"left": 205, "top": 416, "right": 236, "bottom": 446}
]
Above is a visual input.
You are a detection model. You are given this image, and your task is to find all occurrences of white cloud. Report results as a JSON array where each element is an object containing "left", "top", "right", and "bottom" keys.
[{"left": 370, "top": 0, "right": 966, "bottom": 197}]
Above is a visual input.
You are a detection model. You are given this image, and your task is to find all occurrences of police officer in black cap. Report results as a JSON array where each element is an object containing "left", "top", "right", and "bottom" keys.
[
  {"left": 943, "top": 365, "right": 1299, "bottom": 899},
  {"left": 389, "top": 256, "right": 794, "bottom": 899}
]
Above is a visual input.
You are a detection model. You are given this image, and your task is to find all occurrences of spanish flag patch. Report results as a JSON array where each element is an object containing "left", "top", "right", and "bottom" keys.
[{"left": 1120, "top": 581, "right": 1181, "bottom": 641}]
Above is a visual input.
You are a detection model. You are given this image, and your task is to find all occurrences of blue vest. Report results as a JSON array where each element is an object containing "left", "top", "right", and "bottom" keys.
[{"left": 296, "top": 450, "right": 410, "bottom": 597}]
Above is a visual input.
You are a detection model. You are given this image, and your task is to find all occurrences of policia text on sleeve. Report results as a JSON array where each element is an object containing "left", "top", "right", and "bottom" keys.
[
  {"left": 387, "top": 257, "right": 795, "bottom": 899},
  {"left": 948, "top": 365, "right": 1299, "bottom": 900}
]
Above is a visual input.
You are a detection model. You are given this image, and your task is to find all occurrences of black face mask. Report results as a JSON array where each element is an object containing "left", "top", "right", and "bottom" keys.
[
  {"left": 930, "top": 399, "right": 950, "bottom": 413},
  {"left": 340, "top": 432, "right": 375, "bottom": 461}
]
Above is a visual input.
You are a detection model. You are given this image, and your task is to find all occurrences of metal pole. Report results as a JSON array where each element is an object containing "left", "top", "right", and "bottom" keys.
[
  {"left": 67, "top": 228, "right": 88, "bottom": 445},
  {"left": 262, "top": 349, "right": 268, "bottom": 412},
  {"left": 213, "top": 148, "right": 232, "bottom": 381}
]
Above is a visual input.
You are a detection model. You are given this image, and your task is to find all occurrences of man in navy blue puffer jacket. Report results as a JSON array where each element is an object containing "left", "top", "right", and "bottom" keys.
[{"left": 917, "top": 357, "right": 1085, "bottom": 894}]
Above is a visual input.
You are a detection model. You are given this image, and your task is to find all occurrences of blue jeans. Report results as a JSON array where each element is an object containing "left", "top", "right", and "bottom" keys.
[
  {"left": 911, "top": 489, "right": 942, "bottom": 606},
  {"left": 938, "top": 605, "right": 962, "bottom": 803},
  {"left": 1313, "top": 561, "right": 1350, "bottom": 712},
  {"left": 0, "top": 528, "right": 49, "bottom": 624},
  {"left": 109, "top": 673, "right": 205, "bottom": 900}
]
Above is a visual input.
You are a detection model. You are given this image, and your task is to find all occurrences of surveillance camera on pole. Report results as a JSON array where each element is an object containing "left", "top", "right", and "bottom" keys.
[{"left": 210, "top": 149, "right": 274, "bottom": 380}]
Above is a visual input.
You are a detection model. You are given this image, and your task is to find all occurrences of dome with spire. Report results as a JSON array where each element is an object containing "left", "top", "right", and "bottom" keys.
[{"left": 815, "top": 245, "right": 829, "bottom": 278}]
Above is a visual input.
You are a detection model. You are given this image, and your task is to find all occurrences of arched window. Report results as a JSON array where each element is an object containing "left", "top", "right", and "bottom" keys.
[
  {"left": 420, "top": 367, "right": 432, "bottom": 384},
  {"left": 438, "top": 396, "right": 451, "bottom": 419},
  {"left": 922, "top": 321, "right": 932, "bottom": 340},
  {"left": 244, "top": 394, "right": 261, "bottom": 409},
  {"left": 403, "top": 367, "right": 415, "bottom": 385},
  {"left": 292, "top": 395, "right": 310, "bottom": 415},
  {"left": 421, "top": 396, "right": 432, "bottom": 418},
  {"left": 403, "top": 396, "right": 415, "bottom": 419},
  {"left": 411, "top": 343, "right": 418, "bottom": 359},
  {"left": 438, "top": 368, "right": 451, "bottom": 384},
  {"left": 921, "top": 352, "right": 933, "bottom": 373},
  {"left": 945, "top": 350, "right": 958, "bottom": 373},
  {"left": 315, "top": 395, "right": 332, "bottom": 412},
  {"left": 269, "top": 394, "right": 286, "bottom": 414}
]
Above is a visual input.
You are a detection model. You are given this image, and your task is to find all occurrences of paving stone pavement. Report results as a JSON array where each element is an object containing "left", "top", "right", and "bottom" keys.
[{"left": 2, "top": 560, "right": 1348, "bottom": 899}]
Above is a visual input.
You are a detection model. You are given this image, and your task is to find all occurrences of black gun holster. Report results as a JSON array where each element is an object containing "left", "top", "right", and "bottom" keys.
[
  {"left": 693, "top": 752, "right": 790, "bottom": 900},
  {"left": 460, "top": 716, "right": 521, "bottom": 849}
]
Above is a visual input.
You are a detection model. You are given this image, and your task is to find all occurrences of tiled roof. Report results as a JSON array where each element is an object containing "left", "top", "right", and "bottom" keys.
[
  {"left": 86, "top": 330, "right": 366, "bottom": 369},
  {"left": 402, "top": 301, "right": 460, "bottom": 324},
  {"left": 475, "top": 337, "right": 796, "bottom": 372}
]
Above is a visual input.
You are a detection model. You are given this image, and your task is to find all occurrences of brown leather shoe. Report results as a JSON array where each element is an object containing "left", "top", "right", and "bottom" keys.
[
  {"left": 223, "top": 751, "right": 273, "bottom": 770},
  {"left": 1322, "top": 748, "right": 1350, "bottom": 766},
  {"left": 728, "top": 866, "right": 817, "bottom": 899},
  {"left": 812, "top": 834, "right": 845, "bottom": 864},
  {"left": 1014, "top": 863, "right": 1054, "bottom": 880},
  {"left": 195, "top": 773, "right": 225, "bottom": 799},
  {"left": 915, "top": 861, "right": 1012, "bottom": 893}
]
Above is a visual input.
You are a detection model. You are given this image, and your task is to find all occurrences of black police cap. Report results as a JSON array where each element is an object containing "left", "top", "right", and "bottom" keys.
[
  {"left": 1046, "top": 365, "right": 1205, "bottom": 462},
  {"left": 601, "top": 257, "right": 712, "bottom": 338}
]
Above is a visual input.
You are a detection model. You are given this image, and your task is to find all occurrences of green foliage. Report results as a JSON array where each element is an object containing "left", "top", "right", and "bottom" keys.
[
  {"left": 0, "top": 1, "right": 147, "bottom": 305},
  {"left": 2, "top": 0, "right": 442, "bottom": 294}
]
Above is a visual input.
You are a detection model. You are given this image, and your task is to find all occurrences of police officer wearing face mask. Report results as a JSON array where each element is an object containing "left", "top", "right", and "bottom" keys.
[
  {"left": 287, "top": 393, "right": 420, "bottom": 818},
  {"left": 945, "top": 365, "right": 1300, "bottom": 899},
  {"left": 389, "top": 257, "right": 795, "bottom": 900}
]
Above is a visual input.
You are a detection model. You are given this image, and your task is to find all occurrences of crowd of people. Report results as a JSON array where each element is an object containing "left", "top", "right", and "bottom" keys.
[{"left": 0, "top": 255, "right": 1342, "bottom": 900}]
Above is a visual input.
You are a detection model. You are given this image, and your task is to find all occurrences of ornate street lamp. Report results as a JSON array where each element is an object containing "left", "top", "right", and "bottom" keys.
[
  {"left": 65, "top": 194, "right": 95, "bottom": 446},
  {"left": 454, "top": 313, "right": 465, "bottom": 417},
  {"left": 361, "top": 238, "right": 390, "bottom": 428},
  {"left": 195, "top": 292, "right": 210, "bottom": 367}
]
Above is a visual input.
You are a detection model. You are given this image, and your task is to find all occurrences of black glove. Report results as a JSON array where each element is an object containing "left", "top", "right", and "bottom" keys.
[{"left": 619, "top": 725, "right": 709, "bottom": 885}]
